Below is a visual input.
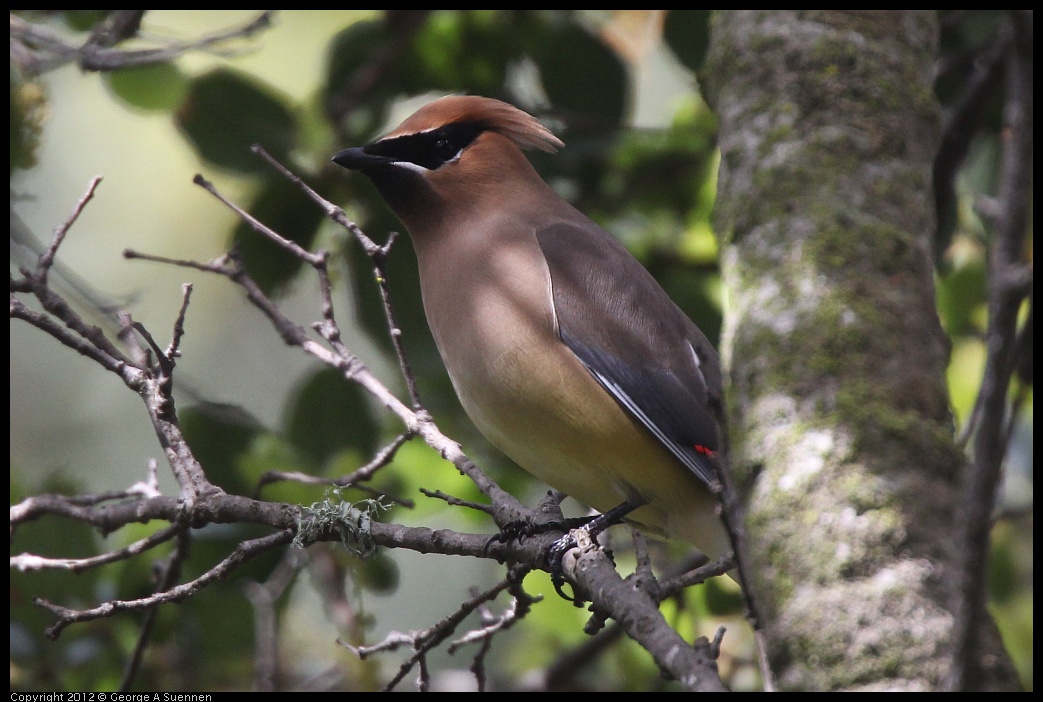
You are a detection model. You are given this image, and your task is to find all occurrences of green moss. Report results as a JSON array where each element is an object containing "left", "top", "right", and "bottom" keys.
[
  {"left": 760, "top": 120, "right": 797, "bottom": 159},
  {"left": 807, "top": 31, "right": 861, "bottom": 72},
  {"left": 746, "top": 31, "right": 788, "bottom": 58}
]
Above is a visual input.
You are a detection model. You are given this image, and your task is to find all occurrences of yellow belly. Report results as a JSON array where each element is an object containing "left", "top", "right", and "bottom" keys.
[{"left": 453, "top": 336, "right": 729, "bottom": 561}]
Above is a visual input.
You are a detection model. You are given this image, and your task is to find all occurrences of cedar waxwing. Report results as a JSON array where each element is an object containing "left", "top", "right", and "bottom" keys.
[{"left": 333, "top": 95, "right": 730, "bottom": 566}]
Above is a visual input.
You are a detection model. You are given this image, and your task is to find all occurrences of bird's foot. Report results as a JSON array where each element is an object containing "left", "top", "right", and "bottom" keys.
[
  {"left": 484, "top": 515, "right": 594, "bottom": 553},
  {"left": 548, "top": 528, "right": 591, "bottom": 603},
  {"left": 547, "top": 502, "right": 639, "bottom": 601}
]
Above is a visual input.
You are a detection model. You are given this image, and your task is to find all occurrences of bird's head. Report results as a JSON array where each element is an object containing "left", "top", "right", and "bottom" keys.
[{"left": 333, "top": 95, "right": 564, "bottom": 228}]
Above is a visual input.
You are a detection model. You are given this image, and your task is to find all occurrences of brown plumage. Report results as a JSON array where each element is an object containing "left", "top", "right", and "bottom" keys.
[{"left": 334, "top": 95, "right": 729, "bottom": 563}]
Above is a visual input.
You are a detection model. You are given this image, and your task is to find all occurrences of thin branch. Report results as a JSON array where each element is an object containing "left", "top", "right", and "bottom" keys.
[
  {"left": 248, "top": 145, "right": 429, "bottom": 407},
  {"left": 166, "top": 282, "right": 193, "bottom": 359},
  {"left": 12, "top": 178, "right": 220, "bottom": 502},
  {"left": 35, "top": 530, "right": 295, "bottom": 640},
  {"left": 343, "top": 569, "right": 522, "bottom": 692},
  {"left": 369, "top": 232, "right": 426, "bottom": 408},
  {"left": 658, "top": 556, "right": 736, "bottom": 599},
  {"left": 10, "top": 523, "right": 181, "bottom": 573},
  {"left": 10, "top": 11, "right": 275, "bottom": 76},
  {"left": 950, "top": 11, "right": 1033, "bottom": 692},
  {"left": 14, "top": 178, "right": 138, "bottom": 370},
  {"left": 251, "top": 144, "right": 426, "bottom": 408},
  {"left": 37, "top": 175, "right": 104, "bottom": 279},
  {"left": 419, "top": 488, "right": 495, "bottom": 516},
  {"left": 10, "top": 295, "right": 139, "bottom": 379},
  {"left": 193, "top": 173, "right": 327, "bottom": 268},
  {"left": 558, "top": 529, "right": 728, "bottom": 692},
  {"left": 256, "top": 431, "right": 414, "bottom": 496},
  {"left": 243, "top": 548, "right": 308, "bottom": 691},
  {"left": 120, "top": 525, "right": 191, "bottom": 692}
]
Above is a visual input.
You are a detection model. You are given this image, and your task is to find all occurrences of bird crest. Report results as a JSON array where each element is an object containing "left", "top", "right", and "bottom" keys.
[{"left": 383, "top": 95, "right": 564, "bottom": 154}]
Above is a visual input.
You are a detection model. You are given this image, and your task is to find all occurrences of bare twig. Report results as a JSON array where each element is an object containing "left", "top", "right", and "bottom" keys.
[
  {"left": 120, "top": 525, "right": 191, "bottom": 691},
  {"left": 257, "top": 431, "right": 415, "bottom": 497},
  {"left": 658, "top": 556, "right": 735, "bottom": 598},
  {"left": 11, "top": 523, "right": 181, "bottom": 573},
  {"left": 10, "top": 11, "right": 275, "bottom": 76},
  {"left": 369, "top": 232, "right": 426, "bottom": 408},
  {"left": 13, "top": 180, "right": 217, "bottom": 502},
  {"left": 251, "top": 144, "right": 427, "bottom": 407},
  {"left": 36, "top": 530, "right": 295, "bottom": 640},
  {"left": 419, "top": 489, "right": 495, "bottom": 516},
  {"left": 243, "top": 548, "right": 308, "bottom": 691},
  {"left": 36, "top": 175, "right": 104, "bottom": 279},
  {"left": 342, "top": 569, "right": 526, "bottom": 691},
  {"left": 950, "top": 12, "right": 1033, "bottom": 692}
]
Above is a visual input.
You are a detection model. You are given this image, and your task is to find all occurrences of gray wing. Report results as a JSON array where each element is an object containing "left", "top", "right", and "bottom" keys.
[{"left": 536, "top": 220, "right": 723, "bottom": 488}]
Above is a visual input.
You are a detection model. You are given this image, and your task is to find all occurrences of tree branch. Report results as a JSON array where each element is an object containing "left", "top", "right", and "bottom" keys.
[
  {"left": 950, "top": 11, "right": 1034, "bottom": 691},
  {"left": 10, "top": 11, "right": 275, "bottom": 76}
]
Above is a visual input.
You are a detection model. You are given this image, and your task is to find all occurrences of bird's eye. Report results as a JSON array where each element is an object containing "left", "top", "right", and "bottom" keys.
[
  {"left": 433, "top": 138, "right": 458, "bottom": 162},
  {"left": 364, "top": 123, "right": 482, "bottom": 171}
]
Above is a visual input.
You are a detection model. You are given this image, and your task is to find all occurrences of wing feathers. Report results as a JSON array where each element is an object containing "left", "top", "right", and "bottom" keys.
[{"left": 536, "top": 220, "right": 722, "bottom": 489}]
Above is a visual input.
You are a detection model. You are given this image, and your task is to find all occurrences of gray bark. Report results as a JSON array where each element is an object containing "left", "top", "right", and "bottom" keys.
[{"left": 703, "top": 10, "right": 1020, "bottom": 690}]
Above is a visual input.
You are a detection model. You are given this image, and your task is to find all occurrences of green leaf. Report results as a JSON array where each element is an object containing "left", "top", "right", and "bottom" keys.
[
  {"left": 936, "top": 253, "right": 987, "bottom": 338},
  {"left": 401, "top": 10, "right": 514, "bottom": 95},
  {"left": 662, "top": 10, "right": 711, "bottom": 74},
  {"left": 324, "top": 19, "right": 396, "bottom": 141},
  {"left": 103, "top": 61, "right": 189, "bottom": 112},
  {"left": 700, "top": 572, "right": 746, "bottom": 616},
  {"left": 176, "top": 69, "right": 297, "bottom": 173},
  {"left": 286, "top": 367, "right": 379, "bottom": 468},
  {"left": 538, "top": 23, "right": 629, "bottom": 130},
  {"left": 179, "top": 402, "right": 265, "bottom": 495},
  {"left": 60, "top": 10, "right": 114, "bottom": 33},
  {"left": 355, "top": 551, "right": 401, "bottom": 593}
]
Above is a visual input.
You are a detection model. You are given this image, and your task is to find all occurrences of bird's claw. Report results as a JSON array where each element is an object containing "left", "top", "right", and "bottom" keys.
[
  {"left": 484, "top": 518, "right": 558, "bottom": 555},
  {"left": 548, "top": 531, "right": 582, "bottom": 602},
  {"left": 484, "top": 515, "right": 595, "bottom": 555}
]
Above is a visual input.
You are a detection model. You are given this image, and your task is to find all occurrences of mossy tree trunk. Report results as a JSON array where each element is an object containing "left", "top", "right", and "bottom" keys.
[{"left": 703, "top": 10, "right": 1020, "bottom": 690}]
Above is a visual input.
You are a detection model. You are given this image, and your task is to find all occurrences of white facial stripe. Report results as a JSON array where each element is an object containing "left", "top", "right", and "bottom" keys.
[
  {"left": 391, "top": 160, "right": 432, "bottom": 174},
  {"left": 390, "top": 150, "right": 463, "bottom": 174}
]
